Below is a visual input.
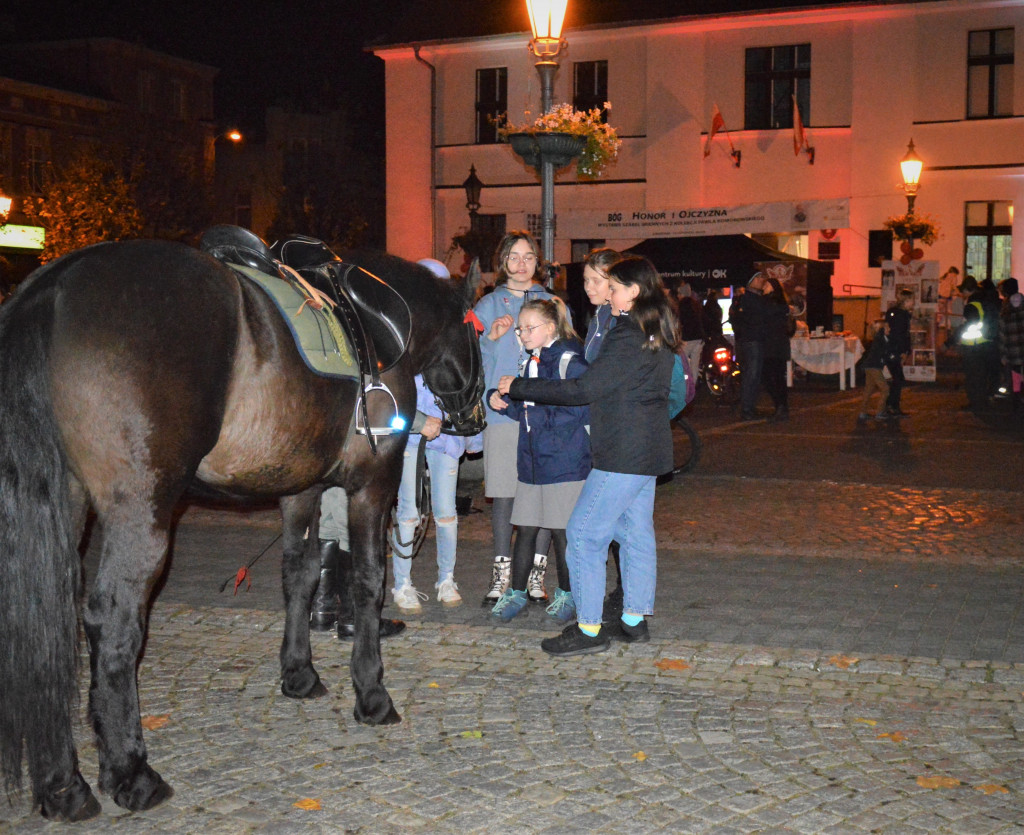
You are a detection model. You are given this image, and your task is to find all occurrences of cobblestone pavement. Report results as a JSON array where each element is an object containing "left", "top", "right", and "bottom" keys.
[{"left": 3, "top": 385, "right": 1024, "bottom": 832}]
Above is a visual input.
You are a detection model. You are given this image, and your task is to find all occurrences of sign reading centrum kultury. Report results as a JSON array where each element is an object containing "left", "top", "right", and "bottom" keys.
[{"left": 520, "top": 198, "right": 851, "bottom": 241}]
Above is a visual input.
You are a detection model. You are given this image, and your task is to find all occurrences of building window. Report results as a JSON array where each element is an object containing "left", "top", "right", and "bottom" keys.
[
  {"left": 170, "top": 80, "right": 187, "bottom": 120},
  {"left": 964, "top": 201, "right": 1012, "bottom": 283},
  {"left": 967, "top": 28, "right": 1014, "bottom": 118},
  {"left": 475, "top": 68, "right": 507, "bottom": 144},
  {"left": 744, "top": 44, "right": 811, "bottom": 130},
  {"left": 0, "top": 123, "right": 12, "bottom": 184},
  {"left": 138, "top": 71, "right": 155, "bottom": 115},
  {"left": 25, "top": 128, "right": 51, "bottom": 194},
  {"left": 573, "top": 61, "right": 608, "bottom": 114}
]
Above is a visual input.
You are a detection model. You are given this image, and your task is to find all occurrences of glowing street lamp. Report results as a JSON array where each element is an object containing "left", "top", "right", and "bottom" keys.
[
  {"left": 0, "top": 191, "right": 11, "bottom": 224},
  {"left": 524, "top": 0, "right": 570, "bottom": 263},
  {"left": 900, "top": 138, "right": 923, "bottom": 214}
]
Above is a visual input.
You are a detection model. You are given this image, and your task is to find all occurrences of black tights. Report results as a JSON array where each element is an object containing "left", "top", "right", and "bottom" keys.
[
  {"left": 491, "top": 497, "right": 550, "bottom": 559},
  {"left": 511, "top": 527, "right": 568, "bottom": 592}
]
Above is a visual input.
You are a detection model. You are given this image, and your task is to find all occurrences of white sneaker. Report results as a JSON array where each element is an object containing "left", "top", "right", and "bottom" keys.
[
  {"left": 435, "top": 575, "right": 463, "bottom": 608},
  {"left": 392, "top": 580, "right": 427, "bottom": 614},
  {"left": 527, "top": 554, "right": 548, "bottom": 603},
  {"left": 481, "top": 556, "right": 511, "bottom": 606}
]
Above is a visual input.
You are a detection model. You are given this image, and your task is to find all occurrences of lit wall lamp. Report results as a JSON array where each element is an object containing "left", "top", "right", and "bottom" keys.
[
  {"left": 899, "top": 138, "right": 923, "bottom": 214},
  {"left": 0, "top": 190, "right": 11, "bottom": 225}
]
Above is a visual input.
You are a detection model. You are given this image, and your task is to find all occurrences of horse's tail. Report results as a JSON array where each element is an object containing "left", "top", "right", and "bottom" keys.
[{"left": 0, "top": 277, "right": 82, "bottom": 803}]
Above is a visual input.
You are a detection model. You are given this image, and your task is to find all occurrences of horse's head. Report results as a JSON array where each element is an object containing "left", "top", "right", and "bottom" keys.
[{"left": 423, "top": 267, "right": 486, "bottom": 436}]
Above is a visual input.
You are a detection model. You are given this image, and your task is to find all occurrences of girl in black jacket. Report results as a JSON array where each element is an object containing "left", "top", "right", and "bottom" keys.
[{"left": 498, "top": 256, "right": 677, "bottom": 657}]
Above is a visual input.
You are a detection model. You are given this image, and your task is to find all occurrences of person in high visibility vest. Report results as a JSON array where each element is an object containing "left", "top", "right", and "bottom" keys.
[{"left": 958, "top": 275, "right": 999, "bottom": 412}]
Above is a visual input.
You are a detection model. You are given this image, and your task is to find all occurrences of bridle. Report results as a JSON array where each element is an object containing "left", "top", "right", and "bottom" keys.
[{"left": 429, "top": 315, "right": 486, "bottom": 436}]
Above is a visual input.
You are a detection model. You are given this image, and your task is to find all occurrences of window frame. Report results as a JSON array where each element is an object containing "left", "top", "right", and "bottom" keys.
[
  {"left": 573, "top": 60, "right": 608, "bottom": 116},
  {"left": 964, "top": 200, "right": 1013, "bottom": 284},
  {"left": 744, "top": 43, "right": 811, "bottom": 131},
  {"left": 475, "top": 67, "right": 507, "bottom": 145},
  {"left": 966, "top": 27, "right": 1014, "bottom": 119}
]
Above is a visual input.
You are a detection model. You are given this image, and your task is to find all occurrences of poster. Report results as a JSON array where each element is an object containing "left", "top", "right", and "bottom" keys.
[{"left": 881, "top": 260, "right": 938, "bottom": 382}]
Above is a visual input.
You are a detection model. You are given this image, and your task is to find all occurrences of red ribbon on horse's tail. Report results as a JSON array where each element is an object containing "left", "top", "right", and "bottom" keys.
[{"left": 463, "top": 310, "right": 485, "bottom": 334}]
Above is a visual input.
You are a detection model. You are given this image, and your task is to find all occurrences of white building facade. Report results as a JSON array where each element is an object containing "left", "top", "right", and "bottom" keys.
[{"left": 374, "top": 0, "right": 1023, "bottom": 297}]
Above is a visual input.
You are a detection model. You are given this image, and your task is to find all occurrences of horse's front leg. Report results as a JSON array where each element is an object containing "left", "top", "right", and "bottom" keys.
[
  {"left": 83, "top": 518, "right": 174, "bottom": 812},
  {"left": 348, "top": 484, "right": 402, "bottom": 726},
  {"left": 279, "top": 488, "right": 328, "bottom": 699}
]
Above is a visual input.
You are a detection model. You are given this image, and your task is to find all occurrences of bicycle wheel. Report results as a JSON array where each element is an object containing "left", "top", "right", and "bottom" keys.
[{"left": 670, "top": 414, "right": 702, "bottom": 474}]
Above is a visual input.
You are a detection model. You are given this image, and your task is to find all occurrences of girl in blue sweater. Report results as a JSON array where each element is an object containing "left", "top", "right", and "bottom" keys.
[{"left": 488, "top": 298, "right": 591, "bottom": 624}]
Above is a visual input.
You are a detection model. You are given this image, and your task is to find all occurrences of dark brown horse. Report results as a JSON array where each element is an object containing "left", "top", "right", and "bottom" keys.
[{"left": 0, "top": 240, "right": 484, "bottom": 821}]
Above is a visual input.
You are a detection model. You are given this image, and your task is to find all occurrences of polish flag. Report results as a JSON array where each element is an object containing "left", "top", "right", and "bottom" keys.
[
  {"left": 792, "top": 94, "right": 806, "bottom": 156},
  {"left": 704, "top": 104, "right": 725, "bottom": 158}
]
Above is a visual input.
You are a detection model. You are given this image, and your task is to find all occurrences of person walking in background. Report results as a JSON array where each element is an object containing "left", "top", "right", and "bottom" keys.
[
  {"left": 674, "top": 279, "right": 706, "bottom": 391},
  {"left": 882, "top": 288, "right": 914, "bottom": 417},
  {"left": 761, "top": 276, "right": 793, "bottom": 423},
  {"left": 730, "top": 272, "right": 769, "bottom": 420},
  {"left": 473, "top": 231, "right": 559, "bottom": 607},
  {"left": 702, "top": 289, "right": 724, "bottom": 339},
  {"left": 487, "top": 298, "right": 590, "bottom": 625},
  {"left": 857, "top": 319, "right": 891, "bottom": 424},
  {"left": 958, "top": 275, "right": 995, "bottom": 413},
  {"left": 998, "top": 277, "right": 1024, "bottom": 416},
  {"left": 498, "top": 256, "right": 677, "bottom": 657}
]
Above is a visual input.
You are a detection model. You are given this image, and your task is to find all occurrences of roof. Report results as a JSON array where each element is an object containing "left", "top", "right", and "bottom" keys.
[{"left": 371, "top": 0, "right": 938, "bottom": 48}]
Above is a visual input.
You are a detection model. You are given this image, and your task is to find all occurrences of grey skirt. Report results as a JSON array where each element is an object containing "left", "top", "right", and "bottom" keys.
[
  {"left": 511, "top": 480, "right": 585, "bottom": 529},
  {"left": 482, "top": 422, "right": 520, "bottom": 498}
]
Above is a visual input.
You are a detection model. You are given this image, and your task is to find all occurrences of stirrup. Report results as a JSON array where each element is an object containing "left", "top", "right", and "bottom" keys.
[{"left": 355, "top": 380, "right": 406, "bottom": 437}]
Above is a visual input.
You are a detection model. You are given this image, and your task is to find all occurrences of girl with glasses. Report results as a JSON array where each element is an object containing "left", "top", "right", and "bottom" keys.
[
  {"left": 487, "top": 298, "right": 590, "bottom": 624},
  {"left": 472, "top": 231, "right": 565, "bottom": 607}
]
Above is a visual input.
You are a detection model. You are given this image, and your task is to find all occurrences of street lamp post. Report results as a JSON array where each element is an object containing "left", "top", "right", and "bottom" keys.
[{"left": 525, "top": 0, "right": 569, "bottom": 264}]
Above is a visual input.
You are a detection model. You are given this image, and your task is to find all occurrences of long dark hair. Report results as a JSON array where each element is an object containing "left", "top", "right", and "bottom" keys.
[
  {"left": 492, "top": 230, "right": 543, "bottom": 287},
  {"left": 607, "top": 256, "right": 678, "bottom": 352}
]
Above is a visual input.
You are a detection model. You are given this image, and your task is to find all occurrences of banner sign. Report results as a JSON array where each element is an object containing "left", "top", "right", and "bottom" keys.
[
  {"left": 0, "top": 224, "right": 45, "bottom": 250},
  {"left": 881, "top": 259, "right": 939, "bottom": 382},
  {"left": 532, "top": 198, "right": 850, "bottom": 240}
]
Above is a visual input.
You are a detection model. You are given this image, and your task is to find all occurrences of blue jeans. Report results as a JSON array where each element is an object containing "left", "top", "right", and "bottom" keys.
[
  {"left": 566, "top": 469, "right": 658, "bottom": 625},
  {"left": 392, "top": 445, "right": 459, "bottom": 588}
]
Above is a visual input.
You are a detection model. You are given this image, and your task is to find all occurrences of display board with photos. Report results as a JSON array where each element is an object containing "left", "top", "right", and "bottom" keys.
[{"left": 880, "top": 259, "right": 938, "bottom": 382}]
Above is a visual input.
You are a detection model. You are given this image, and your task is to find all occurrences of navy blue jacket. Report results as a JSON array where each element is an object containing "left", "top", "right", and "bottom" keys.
[{"left": 493, "top": 338, "right": 591, "bottom": 485}]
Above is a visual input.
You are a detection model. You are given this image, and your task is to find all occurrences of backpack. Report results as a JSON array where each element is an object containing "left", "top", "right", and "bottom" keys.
[{"left": 668, "top": 350, "right": 696, "bottom": 418}]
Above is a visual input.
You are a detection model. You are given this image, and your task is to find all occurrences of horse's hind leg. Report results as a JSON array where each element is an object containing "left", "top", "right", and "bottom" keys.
[
  {"left": 279, "top": 488, "right": 328, "bottom": 699},
  {"left": 83, "top": 516, "right": 174, "bottom": 812}
]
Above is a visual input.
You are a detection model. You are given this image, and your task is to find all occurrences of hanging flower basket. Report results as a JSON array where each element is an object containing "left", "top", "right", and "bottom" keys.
[
  {"left": 883, "top": 212, "right": 939, "bottom": 245},
  {"left": 497, "top": 103, "right": 622, "bottom": 179},
  {"left": 507, "top": 132, "right": 586, "bottom": 171}
]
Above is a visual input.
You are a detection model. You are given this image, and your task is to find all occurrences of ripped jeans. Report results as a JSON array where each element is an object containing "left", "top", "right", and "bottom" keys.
[{"left": 391, "top": 444, "right": 459, "bottom": 589}]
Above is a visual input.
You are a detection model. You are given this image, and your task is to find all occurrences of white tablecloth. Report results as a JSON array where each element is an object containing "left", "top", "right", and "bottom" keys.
[{"left": 788, "top": 335, "right": 864, "bottom": 390}]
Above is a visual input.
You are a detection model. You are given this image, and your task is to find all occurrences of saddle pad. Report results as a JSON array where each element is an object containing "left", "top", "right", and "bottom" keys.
[{"left": 232, "top": 264, "right": 358, "bottom": 380}]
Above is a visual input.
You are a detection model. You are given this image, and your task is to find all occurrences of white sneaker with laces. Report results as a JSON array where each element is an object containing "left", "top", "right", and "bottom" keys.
[
  {"left": 435, "top": 575, "right": 463, "bottom": 608},
  {"left": 392, "top": 580, "right": 427, "bottom": 614},
  {"left": 527, "top": 553, "right": 548, "bottom": 603}
]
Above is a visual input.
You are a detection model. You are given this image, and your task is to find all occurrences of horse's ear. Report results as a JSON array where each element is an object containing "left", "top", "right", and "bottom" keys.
[{"left": 462, "top": 258, "right": 482, "bottom": 306}]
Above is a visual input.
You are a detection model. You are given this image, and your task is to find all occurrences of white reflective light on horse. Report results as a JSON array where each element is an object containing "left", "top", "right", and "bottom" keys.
[{"left": 390, "top": 415, "right": 407, "bottom": 431}]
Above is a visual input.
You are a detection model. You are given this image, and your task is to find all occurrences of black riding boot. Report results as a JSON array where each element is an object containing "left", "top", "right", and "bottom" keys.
[
  {"left": 310, "top": 539, "right": 342, "bottom": 632},
  {"left": 334, "top": 545, "right": 406, "bottom": 641}
]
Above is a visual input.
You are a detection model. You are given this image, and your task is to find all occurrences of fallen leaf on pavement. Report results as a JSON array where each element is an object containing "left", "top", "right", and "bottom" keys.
[
  {"left": 632, "top": 751, "right": 647, "bottom": 762},
  {"left": 459, "top": 730, "right": 483, "bottom": 738},
  {"left": 976, "top": 784, "right": 1009, "bottom": 795},
  {"left": 233, "top": 566, "right": 251, "bottom": 594},
  {"left": 916, "top": 775, "right": 960, "bottom": 789},
  {"left": 876, "top": 731, "right": 907, "bottom": 743},
  {"left": 140, "top": 715, "right": 169, "bottom": 730},
  {"left": 854, "top": 718, "right": 878, "bottom": 726},
  {"left": 293, "top": 798, "right": 322, "bottom": 810},
  {"left": 428, "top": 682, "right": 440, "bottom": 688},
  {"left": 655, "top": 658, "right": 690, "bottom": 671},
  {"left": 828, "top": 654, "right": 859, "bottom": 669}
]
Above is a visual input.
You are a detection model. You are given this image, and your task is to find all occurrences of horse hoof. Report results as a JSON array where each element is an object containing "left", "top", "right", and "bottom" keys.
[
  {"left": 111, "top": 764, "right": 173, "bottom": 812},
  {"left": 353, "top": 700, "right": 402, "bottom": 726},
  {"left": 281, "top": 669, "right": 327, "bottom": 699},
  {"left": 39, "top": 773, "right": 101, "bottom": 822}
]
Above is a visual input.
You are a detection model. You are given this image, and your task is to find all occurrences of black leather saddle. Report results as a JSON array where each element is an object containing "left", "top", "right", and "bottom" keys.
[{"left": 272, "top": 235, "right": 411, "bottom": 373}]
